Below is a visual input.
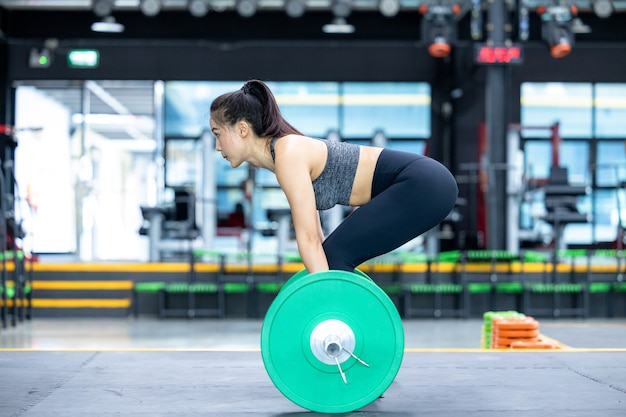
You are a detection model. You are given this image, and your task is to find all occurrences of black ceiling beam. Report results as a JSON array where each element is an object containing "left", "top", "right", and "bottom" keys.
[
  {"left": 2, "top": 9, "right": 424, "bottom": 41},
  {"left": 3, "top": 8, "right": 626, "bottom": 43}
]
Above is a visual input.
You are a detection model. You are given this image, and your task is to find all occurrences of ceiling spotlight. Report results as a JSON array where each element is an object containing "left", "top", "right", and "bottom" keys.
[
  {"left": 92, "top": 0, "right": 114, "bottom": 18},
  {"left": 331, "top": 0, "right": 353, "bottom": 18},
  {"left": 379, "top": 0, "right": 400, "bottom": 18},
  {"left": 285, "top": 0, "right": 306, "bottom": 18},
  {"left": 236, "top": 0, "right": 258, "bottom": 17},
  {"left": 422, "top": 11, "right": 456, "bottom": 58},
  {"left": 428, "top": 36, "right": 451, "bottom": 58},
  {"left": 542, "top": 20, "right": 574, "bottom": 59},
  {"left": 91, "top": 15, "right": 125, "bottom": 33},
  {"left": 592, "top": 0, "right": 614, "bottom": 18},
  {"left": 188, "top": 0, "right": 210, "bottom": 17},
  {"left": 322, "top": 17, "right": 355, "bottom": 34},
  {"left": 140, "top": 0, "right": 162, "bottom": 17},
  {"left": 323, "top": 0, "right": 354, "bottom": 33}
]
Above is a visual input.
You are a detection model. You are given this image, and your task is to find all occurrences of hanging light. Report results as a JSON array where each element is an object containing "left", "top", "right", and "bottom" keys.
[
  {"left": 91, "top": 15, "right": 125, "bottom": 33},
  {"left": 140, "top": 0, "right": 162, "bottom": 17},
  {"left": 236, "top": 0, "right": 258, "bottom": 17},
  {"left": 421, "top": 6, "right": 456, "bottom": 58},
  {"left": 331, "top": 0, "right": 352, "bottom": 19},
  {"left": 322, "top": 17, "right": 355, "bottom": 34},
  {"left": 592, "top": 0, "right": 614, "bottom": 18},
  {"left": 188, "top": 0, "right": 210, "bottom": 17},
  {"left": 323, "top": 0, "right": 355, "bottom": 34},
  {"left": 378, "top": 0, "right": 400, "bottom": 18},
  {"left": 542, "top": 19, "right": 574, "bottom": 58},
  {"left": 284, "top": 0, "right": 306, "bottom": 18},
  {"left": 91, "top": 0, "right": 114, "bottom": 17}
]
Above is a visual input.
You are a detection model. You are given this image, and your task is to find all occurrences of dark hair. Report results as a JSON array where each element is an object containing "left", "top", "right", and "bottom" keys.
[{"left": 210, "top": 79, "right": 302, "bottom": 137}]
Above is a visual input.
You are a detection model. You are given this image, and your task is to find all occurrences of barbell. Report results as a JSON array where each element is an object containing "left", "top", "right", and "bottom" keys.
[{"left": 260, "top": 269, "right": 405, "bottom": 413}]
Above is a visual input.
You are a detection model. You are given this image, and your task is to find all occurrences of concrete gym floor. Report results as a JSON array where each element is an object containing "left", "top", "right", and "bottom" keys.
[{"left": 1, "top": 318, "right": 625, "bottom": 417}]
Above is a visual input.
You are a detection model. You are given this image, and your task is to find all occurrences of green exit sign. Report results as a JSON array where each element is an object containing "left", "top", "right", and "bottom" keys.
[{"left": 67, "top": 49, "right": 99, "bottom": 68}]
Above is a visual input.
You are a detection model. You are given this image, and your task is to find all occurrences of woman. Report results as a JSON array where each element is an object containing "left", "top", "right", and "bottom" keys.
[{"left": 210, "top": 79, "right": 458, "bottom": 273}]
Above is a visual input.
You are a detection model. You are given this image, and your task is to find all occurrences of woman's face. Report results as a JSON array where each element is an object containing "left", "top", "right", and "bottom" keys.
[{"left": 210, "top": 118, "right": 244, "bottom": 168}]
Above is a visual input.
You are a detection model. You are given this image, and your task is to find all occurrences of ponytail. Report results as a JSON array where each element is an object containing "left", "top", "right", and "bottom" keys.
[{"left": 210, "top": 79, "right": 302, "bottom": 137}]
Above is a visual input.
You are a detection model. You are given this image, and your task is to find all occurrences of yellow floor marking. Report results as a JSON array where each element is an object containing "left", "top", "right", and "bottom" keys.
[{"left": 538, "top": 333, "right": 571, "bottom": 349}]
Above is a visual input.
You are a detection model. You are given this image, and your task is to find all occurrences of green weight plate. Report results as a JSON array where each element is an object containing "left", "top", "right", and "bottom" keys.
[
  {"left": 280, "top": 268, "right": 372, "bottom": 294},
  {"left": 353, "top": 268, "right": 372, "bottom": 281},
  {"left": 261, "top": 270, "right": 404, "bottom": 413}
]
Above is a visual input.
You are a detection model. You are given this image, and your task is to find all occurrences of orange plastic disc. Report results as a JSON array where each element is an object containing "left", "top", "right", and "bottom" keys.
[
  {"left": 510, "top": 340, "right": 557, "bottom": 349},
  {"left": 495, "top": 329, "right": 540, "bottom": 338},
  {"left": 428, "top": 42, "right": 451, "bottom": 58},
  {"left": 550, "top": 43, "right": 572, "bottom": 59},
  {"left": 492, "top": 317, "right": 539, "bottom": 330}
]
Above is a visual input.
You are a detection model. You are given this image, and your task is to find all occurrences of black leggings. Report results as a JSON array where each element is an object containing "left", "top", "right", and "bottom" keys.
[{"left": 323, "top": 149, "right": 458, "bottom": 271}]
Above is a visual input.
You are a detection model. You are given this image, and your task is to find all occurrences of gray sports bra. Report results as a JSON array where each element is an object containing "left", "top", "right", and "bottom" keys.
[{"left": 270, "top": 137, "right": 360, "bottom": 210}]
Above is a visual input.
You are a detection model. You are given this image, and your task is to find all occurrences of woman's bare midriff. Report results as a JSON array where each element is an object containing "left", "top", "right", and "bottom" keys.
[{"left": 349, "top": 146, "right": 384, "bottom": 206}]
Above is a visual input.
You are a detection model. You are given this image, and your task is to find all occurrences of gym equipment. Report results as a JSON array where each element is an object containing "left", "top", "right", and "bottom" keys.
[
  {"left": 261, "top": 269, "right": 404, "bottom": 413},
  {"left": 278, "top": 268, "right": 372, "bottom": 297}
]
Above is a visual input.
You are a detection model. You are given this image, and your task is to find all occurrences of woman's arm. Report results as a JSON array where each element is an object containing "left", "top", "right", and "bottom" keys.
[{"left": 274, "top": 139, "right": 329, "bottom": 273}]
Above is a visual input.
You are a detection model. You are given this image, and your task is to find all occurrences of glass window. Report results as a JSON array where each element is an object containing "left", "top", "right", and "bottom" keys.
[
  {"left": 595, "top": 84, "right": 626, "bottom": 138},
  {"left": 164, "top": 138, "right": 201, "bottom": 187},
  {"left": 523, "top": 141, "right": 588, "bottom": 182},
  {"left": 523, "top": 141, "right": 551, "bottom": 179},
  {"left": 15, "top": 86, "right": 77, "bottom": 254},
  {"left": 165, "top": 81, "right": 243, "bottom": 138},
  {"left": 388, "top": 140, "right": 427, "bottom": 155},
  {"left": 521, "top": 82, "right": 592, "bottom": 138},
  {"left": 15, "top": 81, "right": 156, "bottom": 260},
  {"left": 560, "top": 142, "right": 590, "bottom": 184},
  {"left": 216, "top": 189, "right": 245, "bottom": 216},
  {"left": 596, "top": 141, "right": 626, "bottom": 187},
  {"left": 569, "top": 190, "right": 620, "bottom": 244},
  {"left": 255, "top": 167, "right": 279, "bottom": 187},
  {"left": 270, "top": 82, "right": 340, "bottom": 138},
  {"left": 342, "top": 82, "right": 431, "bottom": 139},
  {"left": 215, "top": 154, "right": 247, "bottom": 187},
  {"left": 520, "top": 82, "right": 626, "bottom": 248}
]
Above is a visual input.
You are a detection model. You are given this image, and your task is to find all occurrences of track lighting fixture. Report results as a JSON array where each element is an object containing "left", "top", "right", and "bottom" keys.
[
  {"left": 592, "top": 0, "right": 614, "bottom": 18},
  {"left": 542, "top": 19, "right": 574, "bottom": 58},
  {"left": 330, "top": 0, "right": 352, "bottom": 19},
  {"left": 91, "top": 15, "right": 125, "bottom": 33},
  {"left": 188, "top": 0, "right": 210, "bottom": 17},
  {"left": 420, "top": 3, "right": 458, "bottom": 59},
  {"left": 140, "top": 0, "right": 162, "bottom": 17},
  {"left": 91, "top": 0, "right": 114, "bottom": 18},
  {"left": 378, "top": 0, "right": 400, "bottom": 18},
  {"left": 285, "top": 0, "right": 306, "bottom": 18},
  {"left": 236, "top": 0, "right": 258, "bottom": 17},
  {"left": 538, "top": 1, "right": 578, "bottom": 59},
  {"left": 323, "top": 0, "right": 355, "bottom": 34}
]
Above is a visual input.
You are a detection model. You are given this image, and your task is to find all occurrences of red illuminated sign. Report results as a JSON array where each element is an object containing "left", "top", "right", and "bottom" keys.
[{"left": 474, "top": 44, "right": 523, "bottom": 65}]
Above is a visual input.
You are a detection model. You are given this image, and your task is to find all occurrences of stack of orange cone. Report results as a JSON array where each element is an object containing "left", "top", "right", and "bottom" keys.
[{"left": 491, "top": 316, "right": 558, "bottom": 349}]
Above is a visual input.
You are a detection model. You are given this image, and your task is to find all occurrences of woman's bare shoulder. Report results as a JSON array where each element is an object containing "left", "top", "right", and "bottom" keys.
[{"left": 275, "top": 134, "right": 325, "bottom": 156}]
